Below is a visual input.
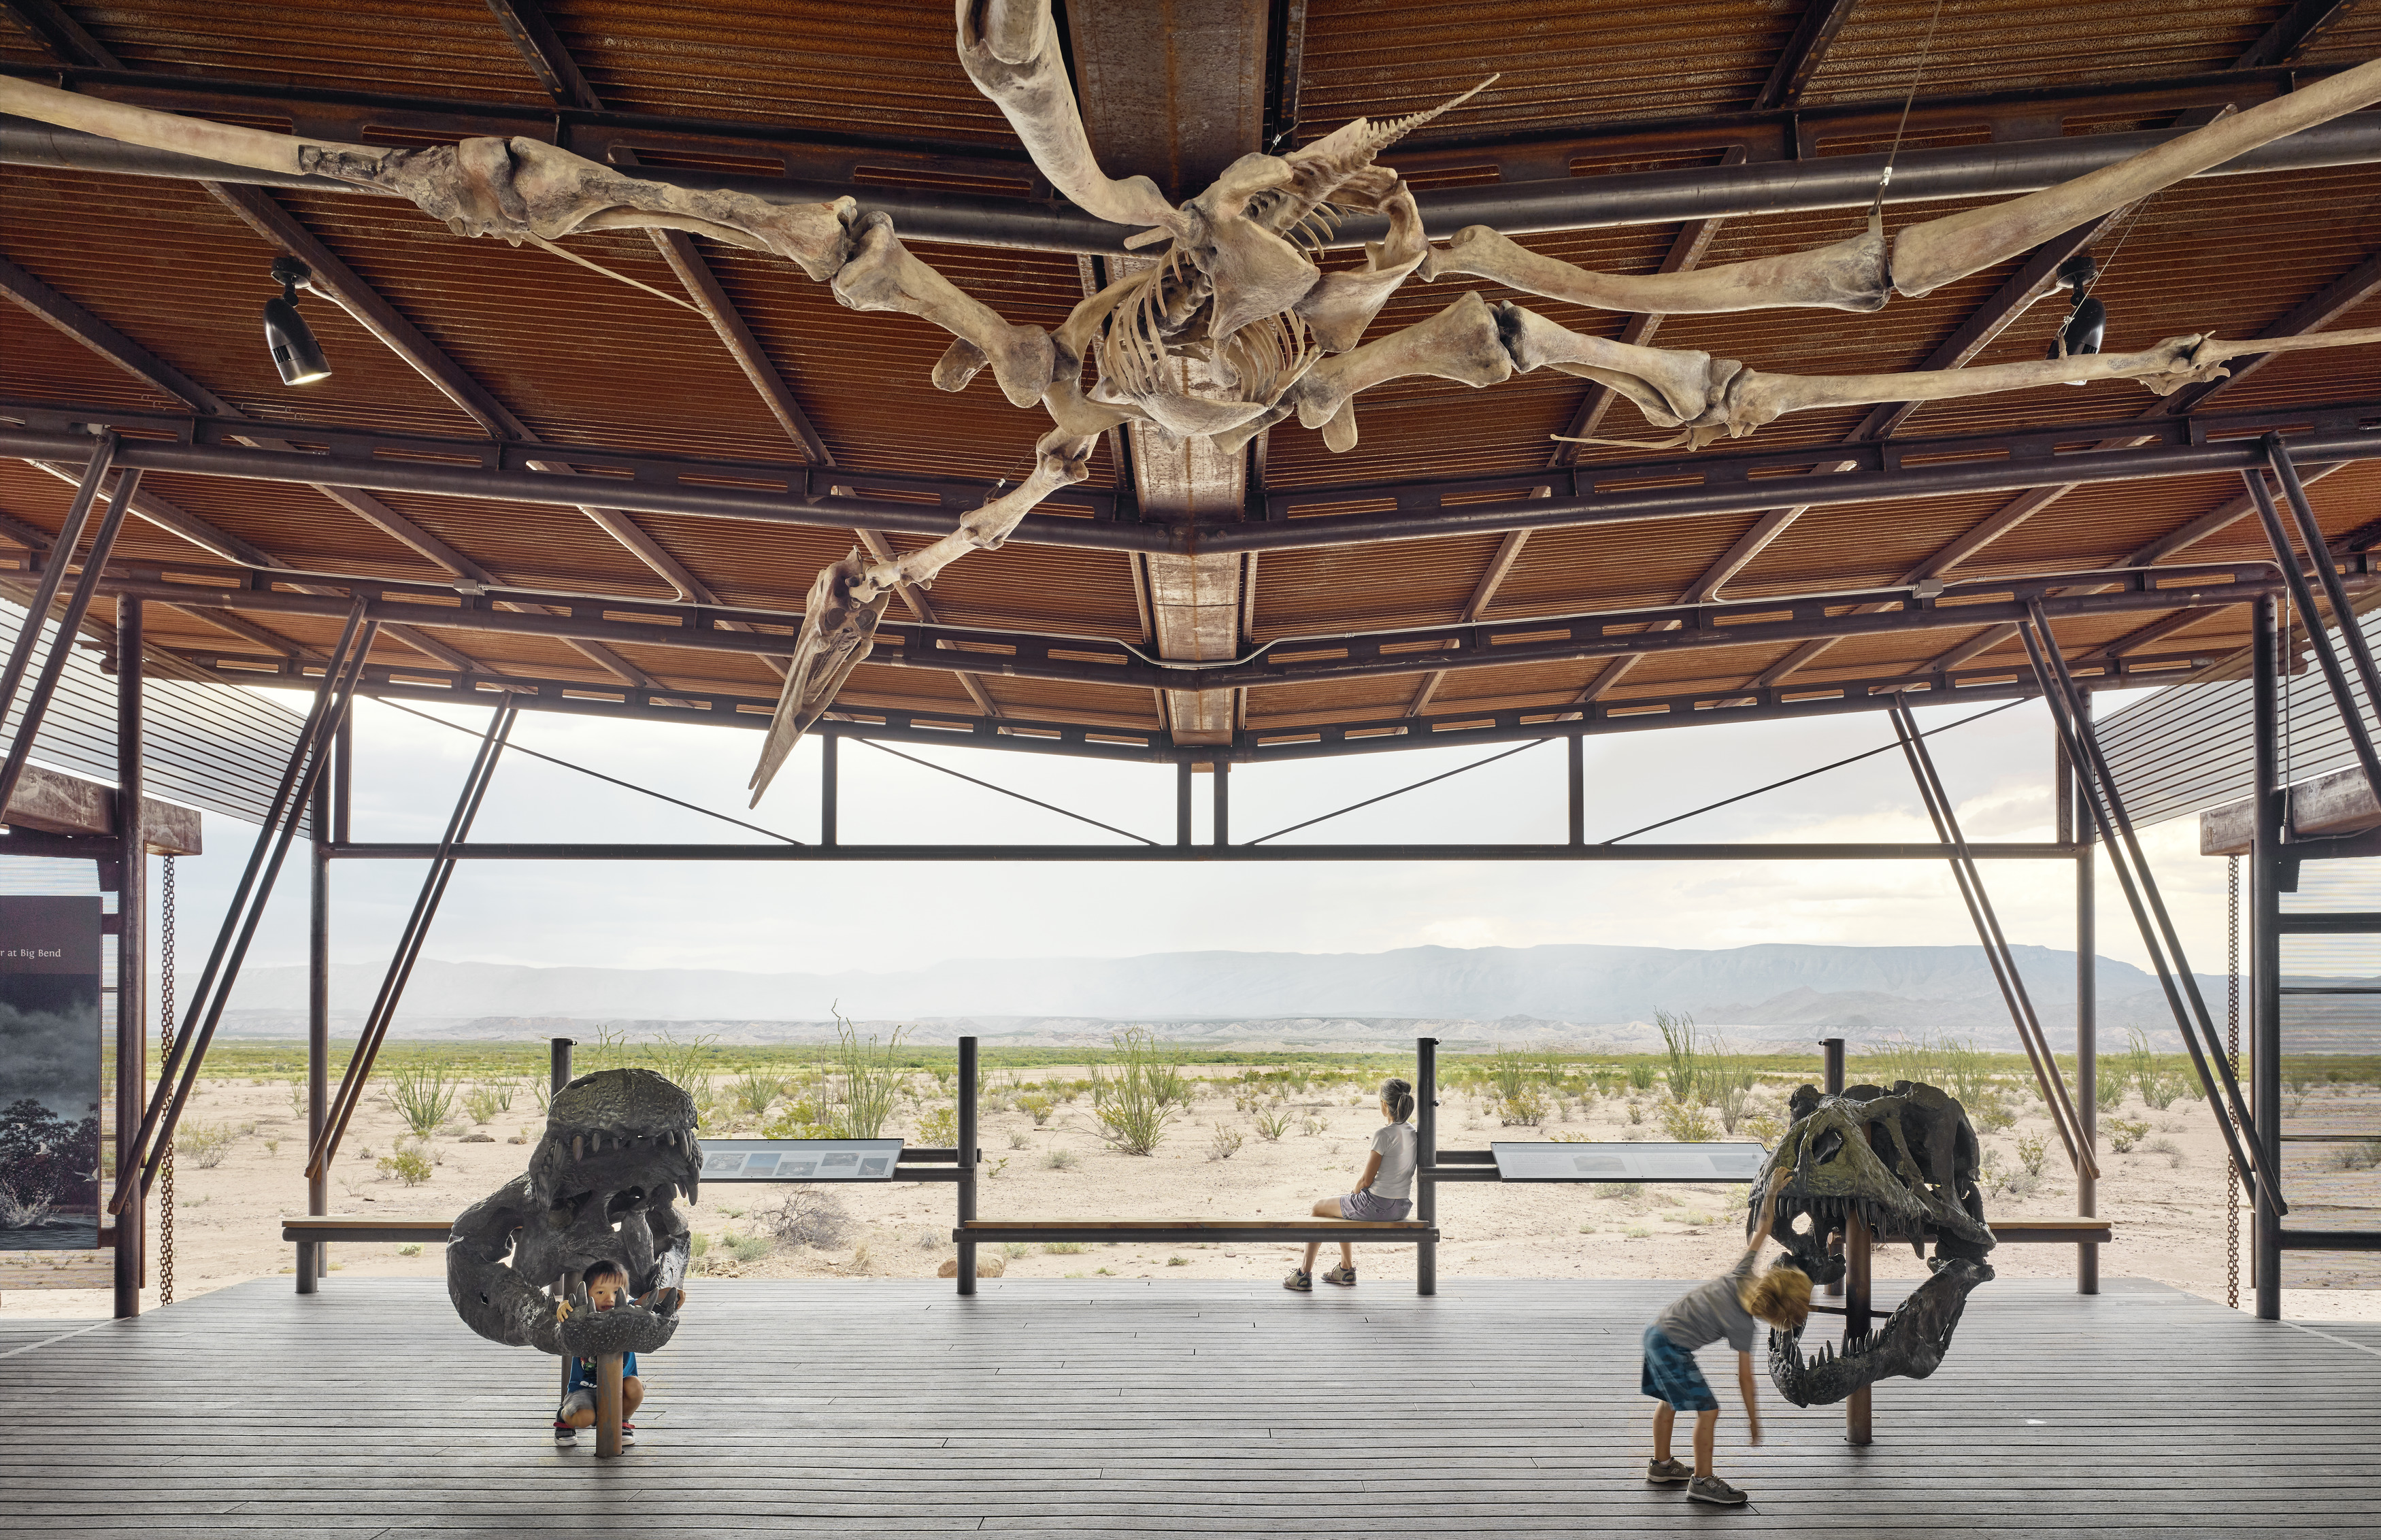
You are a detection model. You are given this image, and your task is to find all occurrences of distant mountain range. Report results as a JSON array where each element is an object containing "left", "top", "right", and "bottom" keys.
[{"left": 215, "top": 941, "right": 2259, "bottom": 1052}]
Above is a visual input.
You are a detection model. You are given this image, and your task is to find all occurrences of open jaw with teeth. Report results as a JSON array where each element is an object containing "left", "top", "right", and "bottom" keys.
[
  {"left": 446, "top": 1067, "right": 702, "bottom": 1360},
  {"left": 1753, "top": 1081, "right": 1997, "bottom": 1408}
]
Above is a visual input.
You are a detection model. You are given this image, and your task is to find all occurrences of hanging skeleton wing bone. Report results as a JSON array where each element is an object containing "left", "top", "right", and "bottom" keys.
[{"left": 747, "top": 433, "right": 1098, "bottom": 802}]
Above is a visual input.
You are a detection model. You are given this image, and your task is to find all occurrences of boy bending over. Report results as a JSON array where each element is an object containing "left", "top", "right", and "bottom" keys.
[{"left": 1640, "top": 1169, "right": 1810, "bottom": 1506}]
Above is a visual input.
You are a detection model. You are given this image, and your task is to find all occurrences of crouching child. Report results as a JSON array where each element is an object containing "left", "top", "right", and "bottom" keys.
[
  {"left": 1641, "top": 1168, "right": 1810, "bottom": 1506},
  {"left": 554, "top": 1259, "right": 651, "bottom": 1446}
]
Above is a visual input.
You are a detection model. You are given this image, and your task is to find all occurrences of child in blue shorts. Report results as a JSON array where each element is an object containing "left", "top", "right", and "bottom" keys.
[
  {"left": 1642, "top": 1168, "right": 1810, "bottom": 1507},
  {"left": 553, "top": 1260, "right": 648, "bottom": 1445}
]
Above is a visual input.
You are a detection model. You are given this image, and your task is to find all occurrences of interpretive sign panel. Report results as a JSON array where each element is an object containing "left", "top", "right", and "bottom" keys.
[
  {"left": 698, "top": 1139, "right": 904, "bottom": 1182},
  {"left": 1491, "top": 1141, "right": 1765, "bottom": 1183},
  {"left": 0, "top": 896, "right": 103, "bottom": 1249}
]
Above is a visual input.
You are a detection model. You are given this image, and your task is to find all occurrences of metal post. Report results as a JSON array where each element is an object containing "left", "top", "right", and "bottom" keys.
[
  {"left": 0, "top": 462, "right": 141, "bottom": 817},
  {"left": 2250, "top": 596, "right": 2284, "bottom": 1321},
  {"left": 2266, "top": 437, "right": 2381, "bottom": 762},
  {"left": 2242, "top": 467, "right": 2381, "bottom": 799},
  {"left": 956, "top": 1035, "right": 978, "bottom": 1296},
  {"left": 1416, "top": 1035, "right": 1437, "bottom": 1296},
  {"left": 1212, "top": 760, "right": 1229, "bottom": 847},
  {"left": 595, "top": 1352, "right": 624, "bottom": 1458},
  {"left": 0, "top": 433, "right": 116, "bottom": 746},
  {"left": 2074, "top": 694, "right": 2098, "bottom": 1295},
  {"left": 1566, "top": 735, "right": 1584, "bottom": 846},
  {"left": 333, "top": 710, "right": 352, "bottom": 846},
  {"left": 1845, "top": 1207, "right": 1872, "bottom": 1446},
  {"left": 301, "top": 724, "right": 331, "bottom": 1294},
  {"left": 310, "top": 700, "right": 515, "bottom": 1178},
  {"left": 550, "top": 1035, "right": 573, "bottom": 1410},
  {"left": 1822, "top": 1037, "right": 1844, "bottom": 1299},
  {"left": 112, "top": 597, "right": 144, "bottom": 1319},
  {"left": 820, "top": 734, "right": 838, "bottom": 847},
  {"left": 1175, "top": 761, "right": 1193, "bottom": 847}
]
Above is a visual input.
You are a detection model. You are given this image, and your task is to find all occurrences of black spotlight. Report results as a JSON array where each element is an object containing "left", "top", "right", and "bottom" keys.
[
  {"left": 263, "top": 254, "right": 332, "bottom": 385},
  {"left": 2045, "top": 251, "right": 2105, "bottom": 369}
]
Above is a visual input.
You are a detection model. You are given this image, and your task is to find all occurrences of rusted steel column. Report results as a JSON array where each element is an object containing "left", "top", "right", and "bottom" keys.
[
  {"left": 595, "top": 1352, "right": 624, "bottom": 1458},
  {"left": 1846, "top": 1207, "right": 1873, "bottom": 1446},
  {"left": 112, "top": 596, "right": 144, "bottom": 1319}
]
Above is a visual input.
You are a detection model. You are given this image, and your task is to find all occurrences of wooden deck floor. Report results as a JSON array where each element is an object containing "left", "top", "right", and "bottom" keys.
[{"left": 5, "top": 1275, "right": 2377, "bottom": 1537}]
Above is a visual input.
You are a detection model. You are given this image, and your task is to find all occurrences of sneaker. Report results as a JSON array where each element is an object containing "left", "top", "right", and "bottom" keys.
[
  {"left": 618, "top": 1421, "right": 635, "bottom": 1447},
  {"left": 552, "top": 1420, "right": 576, "bottom": 1445},
  {"left": 1320, "top": 1264, "right": 1357, "bottom": 1288},
  {"left": 1687, "top": 1474, "right": 1748, "bottom": 1507},
  {"left": 1283, "top": 1269, "right": 1312, "bottom": 1292},
  {"left": 1645, "top": 1457, "right": 1693, "bottom": 1484}
]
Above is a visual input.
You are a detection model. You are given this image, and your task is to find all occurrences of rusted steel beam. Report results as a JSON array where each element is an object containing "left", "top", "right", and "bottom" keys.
[{"left": 1750, "top": 0, "right": 1858, "bottom": 112}]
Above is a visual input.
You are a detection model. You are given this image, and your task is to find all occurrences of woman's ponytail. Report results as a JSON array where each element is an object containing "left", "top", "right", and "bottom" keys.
[{"left": 1381, "top": 1077, "right": 1416, "bottom": 1124}]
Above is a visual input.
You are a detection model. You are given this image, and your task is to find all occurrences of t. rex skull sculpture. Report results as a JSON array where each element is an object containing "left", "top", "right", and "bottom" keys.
[
  {"left": 1, "top": 5, "right": 2376, "bottom": 797},
  {"left": 446, "top": 1068, "right": 700, "bottom": 1360},
  {"left": 1752, "top": 1080, "right": 1997, "bottom": 1408}
]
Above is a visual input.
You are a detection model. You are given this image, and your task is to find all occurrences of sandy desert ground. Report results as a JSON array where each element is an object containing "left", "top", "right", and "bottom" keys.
[{"left": 7, "top": 1064, "right": 2374, "bottom": 1322}]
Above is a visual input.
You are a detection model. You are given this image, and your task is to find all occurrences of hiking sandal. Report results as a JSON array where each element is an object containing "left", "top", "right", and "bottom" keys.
[
  {"left": 1282, "top": 1269, "right": 1312, "bottom": 1292},
  {"left": 1320, "top": 1264, "right": 1357, "bottom": 1287}
]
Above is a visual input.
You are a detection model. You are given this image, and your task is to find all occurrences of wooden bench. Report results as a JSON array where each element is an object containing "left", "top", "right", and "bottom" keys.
[
  {"left": 1988, "top": 1218, "right": 2112, "bottom": 1245},
  {"left": 956, "top": 1218, "right": 1437, "bottom": 1246},
  {"left": 282, "top": 1215, "right": 453, "bottom": 1291}
]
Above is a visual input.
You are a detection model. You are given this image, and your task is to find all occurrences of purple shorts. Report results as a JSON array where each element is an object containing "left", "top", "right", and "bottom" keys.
[{"left": 1339, "top": 1190, "right": 1412, "bottom": 1222}]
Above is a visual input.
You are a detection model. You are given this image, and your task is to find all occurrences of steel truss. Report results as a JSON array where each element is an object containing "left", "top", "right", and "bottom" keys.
[{"left": 5, "top": 397, "right": 2375, "bottom": 556}]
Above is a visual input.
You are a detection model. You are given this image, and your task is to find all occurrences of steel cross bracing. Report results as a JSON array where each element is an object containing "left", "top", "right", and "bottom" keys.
[
  {"left": 51, "top": 552, "right": 2335, "bottom": 698},
  {"left": 3, "top": 395, "right": 2373, "bottom": 556},
  {"left": 5, "top": 58, "right": 2378, "bottom": 250}
]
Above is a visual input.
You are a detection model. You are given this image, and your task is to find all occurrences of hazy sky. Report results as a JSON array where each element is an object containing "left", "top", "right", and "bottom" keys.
[{"left": 110, "top": 680, "right": 2244, "bottom": 991}]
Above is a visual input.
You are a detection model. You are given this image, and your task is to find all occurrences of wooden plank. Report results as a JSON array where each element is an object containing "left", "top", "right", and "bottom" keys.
[
  {"left": 278, "top": 1215, "right": 453, "bottom": 1243},
  {"left": 3, "top": 1275, "right": 2375, "bottom": 1536}
]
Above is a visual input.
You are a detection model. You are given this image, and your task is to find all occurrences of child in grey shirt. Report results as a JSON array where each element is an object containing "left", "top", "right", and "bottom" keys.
[
  {"left": 1284, "top": 1077, "right": 1417, "bottom": 1291},
  {"left": 1640, "top": 1168, "right": 1810, "bottom": 1507}
]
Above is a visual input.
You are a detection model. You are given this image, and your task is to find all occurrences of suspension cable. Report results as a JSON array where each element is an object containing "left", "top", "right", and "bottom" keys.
[
  {"left": 375, "top": 698, "right": 802, "bottom": 846},
  {"left": 851, "top": 737, "right": 1159, "bottom": 846},
  {"left": 1602, "top": 697, "right": 2030, "bottom": 844},
  {"left": 157, "top": 854, "right": 175, "bottom": 1307},
  {"left": 1248, "top": 737, "right": 1552, "bottom": 846}
]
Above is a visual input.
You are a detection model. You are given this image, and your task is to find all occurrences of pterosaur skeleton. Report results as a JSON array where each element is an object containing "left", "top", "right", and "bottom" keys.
[{"left": 5, "top": 9, "right": 2375, "bottom": 799}]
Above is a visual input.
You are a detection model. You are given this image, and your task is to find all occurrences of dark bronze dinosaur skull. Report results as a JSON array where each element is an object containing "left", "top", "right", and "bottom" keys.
[
  {"left": 446, "top": 1067, "right": 701, "bottom": 1360},
  {"left": 1752, "top": 1080, "right": 1997, "bottom": 1407}
]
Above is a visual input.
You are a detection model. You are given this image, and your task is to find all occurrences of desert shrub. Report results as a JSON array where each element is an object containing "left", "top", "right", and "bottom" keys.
[
  {"left": 1002, "top": 1241, "right": 1031, "bottom": 1258},
  {"left": 1627, "top": 1062, "right": 1656, "bottom": 1092},
  {"left": 1699, "top": 1036, "right": 1755, "bottom": 1131},
  {"left": 1090, "top": 1026, "right": 1181, "bottom": 1156},
  {"left": 377, "top": 1146, "right": 432, "bottom": 1186},
  {"left": 179, "top": 1120, "right": 236, "bottom": 1169},
  {"left": 1300, "top": 1114, "right": 1327, "bottom": 1137},
  {"left": 386, "top": 1062, "right": 456, "bottom": 1139},
  {"left": 287, "top": 1082, "right": 309, "bottom": 1119},
  {"left": 397, "top": 1243, "right": 421, "bottom": 1257},
  {"left": 2015, "top": 1131, "right": 2050, "bottom": 1179},
  {"left": 1007, "top": 1130, "right": 1031, "bottom": 1150},
  {"left": 1971, "top": 1092, "right": 2016, "bottom": 1133},
  {"left": 1044, "top": 1148, "right": 1078, "bottom": 1171},
  {"left": 1018, "top": 1093, "right": 1056, "bottom": 1126},
  {"left": 761, "top": 1097, "right": 836, "bottom": 1140},
  {"left": 1254, "top": 1106, "right": 1293, "bottom": 1141},
  {"left": 916, "top": 1105, "right": 959, "bottom": 1148},
  {"left": 2332, "top": 1137, "right": 2381, "bottom": 1171},
  {"left": 688, "top": 1232, "right": 711, "bottom": 1274},
  {"left": 726, "top": 1231, "right": 773, "bottom": 1263},
  {"left": 827, "top": 1020, "right": 908, "bottom": 1138},
  {"left": 1658, "top": 1101, "right": 1716, "bottom": 1142},
  {"left": 758, "top": 1189, "right": 854, "bottom": 1250},
  {"left": 1939, "top": 1037, "right": 1996, "bottom": 1106},
  {"left": 1742, "top": 1110, "right": 1784, "bottom": 1150},
  {"left": 1207, "top": 1122, "right": 1244, "bottom": 1161},
  {"left": 463, "top": 1083, "right": 511, "bottom": 1124},
  {"left": 1044, "top": 1241, "right": 1084, "bottom": 1254},
  {"left": 2144, "top": 1135, "right": 2185, "bottom": 1169},
  {"left": 729, "top": 1070, "right": 785, "bottom": 1120},
  {"left": 2127, "top": 1028, "right": 2187, "bottom": 1111},
  {"left": 641, "top": 1027, "right": 718, "bottom": 1109},
  {"left": 1498, "top": 1085, "right": 1548, "bottom": 1126},
  {"left": 1656, "top": 1011, "right": 1699, "bottom": 1103},
  {"left": 1625, "top": 1101, "right": 1644, "bottom": 1125},
  {"left": 2106, "top": 1116, "right": 2150, "bottom": 1154},
  {"left": 2095, "top": 1076, "right": 2124, "bottom": 1113},
  {"left": 1167, "top": 1255, "right": 1189, "bottom": 1267}
]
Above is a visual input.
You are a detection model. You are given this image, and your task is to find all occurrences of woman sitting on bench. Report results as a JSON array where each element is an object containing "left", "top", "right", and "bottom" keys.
[{"left": 1285, "top": 1077, "right": 1418, "bottom": 1292}]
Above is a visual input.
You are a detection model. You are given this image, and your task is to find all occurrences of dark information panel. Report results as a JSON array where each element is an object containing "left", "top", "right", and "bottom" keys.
[{"left": 0, "top": 896, "right": 103, "bottom": 1249}]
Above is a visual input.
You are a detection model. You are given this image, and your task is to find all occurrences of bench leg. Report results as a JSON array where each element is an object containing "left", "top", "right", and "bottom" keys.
[{"left": 296, "top": 1240, "right": 318, "bottom": 1294}]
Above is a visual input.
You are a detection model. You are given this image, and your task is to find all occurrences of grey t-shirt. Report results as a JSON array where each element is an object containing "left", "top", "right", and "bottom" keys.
[
  {"left": 1368, "top": 1122, "right": 1418, "bottom": 1201},
  {"left": 1654, "top": 1249, "right": 1760, "bottom": 1354}
]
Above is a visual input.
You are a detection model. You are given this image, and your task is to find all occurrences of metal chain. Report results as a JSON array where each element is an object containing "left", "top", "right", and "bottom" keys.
[
  {"left": 2225, "top": 853, "right": 2240, "bottom": 1312},
  {"left": 159, "top": 854, "right": 175, "bottom": 1306}
]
